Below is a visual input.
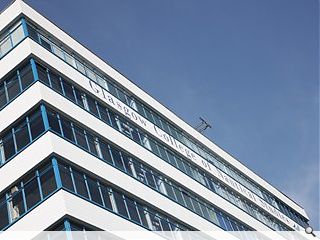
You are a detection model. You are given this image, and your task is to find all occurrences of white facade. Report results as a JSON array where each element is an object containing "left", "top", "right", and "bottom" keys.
[{"left": 0, "top": 1, "right": 313, "bottom": 239}]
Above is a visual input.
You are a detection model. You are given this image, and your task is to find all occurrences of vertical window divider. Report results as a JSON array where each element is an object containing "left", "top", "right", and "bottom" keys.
[
  {"left": 16, "top": 69, "right": 23, "bottom": 92},
  {"left": 11, "top": 128, "right": 17, "bottom": 155},
  {"left": 83, "top": 174, "right": 91, "bottom": 201},
  {"left": 69, "top": 167, "right": 77, "bottom": 194},
  {"left": 59, "top": 77, "right": 65, "bottom": 96},
  {"left": 52, "top": 158, "right": 62, "bottom": 189},
  {"left": 36, "top": 170, "right": 44, "bottom": 200},
  {"left": 21, "top": 17, "right": 29, "bottom": 37},
  {"left": 20, "top": 182, "right": 27, "bottom": 213},
  {"left": 26, "top": 116, "right": 32, "bottom": 141},
  {"left": 63, "top": 219, "right": 74, "bottom": 240},
  {"left": 97, "top": 181, "right": 105, "bottom": 208},
  {"left": 40, "top": 104, "right": 50, "bottom": 131},
  {"left": 5, "top": 193, "right": 12, "bottom": 224},
  {"left": 30, "top": 59, "right": 39, "bottom": 82}
]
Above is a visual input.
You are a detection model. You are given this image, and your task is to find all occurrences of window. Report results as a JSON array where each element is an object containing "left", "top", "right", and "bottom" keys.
[
  {"left": 0, "top": 36, "right": 11, "bottom": 56},
  {"left": 75, "top": 60, "right": 86, "bottom": 75},
  {"left": 40, "top": 166, "right": 56, "bottom": 198},
  {"left": 50, "top": 72, "right": 63, "bottom": 94},
  {"left": 121, "top": 154, "right": 134, "bottom": 176},
  {"left": 113, "top": 191, "right": 128, "bottom": 218},
  {"left": 14, "top": 121, "right": 30, "bottom": 151},
  {"left": 59, "top": 164, "right": 74, "bottom": 191},
  {"left": 0, "top": 83, "right": 7, "bottom": 108},
  {"left": 99, "top": 142, "right": 112, "bottom": 163},
  {"left": 52, "top": 44, "right": 64, "bottom": 59},
  {"left": 87, "top": 177, "right": 102, "bottom": 205},
  {"left": 86, "top": 96, "right": 98, "bottom": 116},
  {"left": 131, "top": 127, "right": 141, "bottom": 143},
  {"left": 100, "top": 185, "right": 112, "bottom": 210},
  {"left": 64, "top": 53, "right": 76, "bottom": 68},
  {"left": 74, "top": 89, "right": 85, "bottom": 108},
  {"left": 136, "top": 203, "right": 149, "bottom": 228},
  {"left": 6, "top": 75, "right": 20, "bottom": 101},
  {"left": 40, "top": 36, "right": 51, "bottom": 51},
  {"left": 60, "top": 118, "right": 75, "bottom": 142},
  {"left": 74, "top": 126, "right": 88, "bottom": 150},
  {"left": 9, "top": 188, "right": 25, "bottom": 221},
  {"left": 0, "top": 200, "right": 9, "bottom": 229},
  {"left": 19, "top": 64, "right": 34, "bottom": 89},
  {"left": 97, "top": 104, "right": 109, "bottom": 123},
  {"left": 125, "top": 196, "right": 140, "bottom": 224},
  {"left": 24, "top": 176, "right": 41, "bottom": 210},
  {"left": 149, "top": 212, "right": 162, "bottom": 231},
  {"left": 62, "top": 81, "right": 75, "bottom": 102},
  {"left": 86, "top": 133, "right": 98, "bottom": 156},
  {"left": 37, "top": 64, "right": 50, "bottom": 86},
  {"left": 47, "top": 111, "right": 61, "bottom": 134},
  {"left": 29, "top": 111, "right": 45, "bottom": 140},
  {"left": 163, "top": 181, "right": 176, "bottom": 200},
  {"left": 182, "top": 191, "right": 194, "bottom": 210},
  {"left": 2, "top": 132, "right": 15, "bottom": 161},
  {"left": 110, "top": 146, "right": 125, "bottom": 171},
  {"left": 145, "top": 169, "right": 157, "bottom": 189},
  {"left": 73, "top": 170, "right": 89, "bottom": 198}
]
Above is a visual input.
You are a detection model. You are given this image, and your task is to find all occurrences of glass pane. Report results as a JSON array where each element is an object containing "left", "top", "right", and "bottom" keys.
[
  {"left": 11, "top": 25, "right": 24, "bottom": 46},
  {"left": 50, "top": 72, "right": 63, "bottom": 94},
  {"left": 62, "top": 81, "right": 75, "bottom": 102},
  {"left": 6, "top": 75, "right": 20, "bottom": 101},
  {"left": 99, "top": 142, "right": 112, "bottom": 163},
  {"left": 113, "top": 191, "right": 128, "bottom": 218},
  {"left": 97, "top": 104, "right": 109, "bottom": 123},
  {"left": 74, "top": 89, "right": 85, "bottom": 108},
  {"left": 110, "top": 146, "right": 125, "bottom": 171},
  {"left": 29, "top": 111, "right": 45, "bottom": 140},
  {"left": 47, "top": 111, "right": 61, "bottom": 135},
  {"left": 40, "top": 37, "right": 51, "bottom": 51},
  {"left": 0, "top": 37, "right": 11, "bottom": 56},
  {"left": 19, "top": 64, "right": 34, "bottom": 89},
  {"left": 24, "top": 177, "right": 41, "bottom": 210},
  {"left": 40, "top": 167, "right": 57, "bottom": 198},
  {"left": 64, "top": 53, "right": 76, "bottom": 67},
  {"left": 87, "top": 177, "right": 102, "bottom": 205},
  {"left": 136, "top": 204, "right": 149, "bottom": 228},
  {"left": 0, "top": 83, "right": 7, "bottom": 109},
  {"left": 59, "top": 164, "right": 74, "bottom": 191},
  {"left": 86, "top": 133, "right": 98, "bottom": 156},
  {"left": 125, "top": 197, "right": 140, "bottom": 224},
  {"left": 86, "top": 96, "right": 98, "bottom": 116},
  {"left": 73, "top": 170, "right": 89, "bottom": 198},
  {"left": 52, "top": 45, "right": 64, "bottom": 59},
  {"left": 37, "top": 64, "right": 50, "bottom": 86},
  {"left": 74, "top": 126, "right": 88, "bottom": 150},
  {"left": 14, "top": 121, "right": 30, "bottom": 151},
  {"left": 10, "top": 189, "right": 25, "bottom": 221},
  {"left": 100, "top": 186, "right": 112, "bottom": 210},
  {"left": 3, "top": 132, "right": 16, "bottom": 160},
  {"left": 61, "top": 118, "right": 75, "bottom": 142},
  {"left": 0, "top": 201, "right": 9, "bottom": 230}
]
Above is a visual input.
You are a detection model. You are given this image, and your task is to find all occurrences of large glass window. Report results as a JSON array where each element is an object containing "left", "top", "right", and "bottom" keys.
[
  {"left": 74, "top": 126, "right": 88, "bottom": 150},
  {"left": 109, "top": 146, "right": 125, "bottom": 171},
  {"left": 6, "top": 75, "right": 20, "bottom": 101},
  {"left": 0, "top": 83, "right": 7, "bottom": 109},
  {"left": 2, "top": 132, "right": 15, "bottom": 161},
  {"left": 87, "top": 177, "right": 102, "bottom": 205},
  {"left": 47, "top": 110, "right": 61, "bottom": 135},
  {"left": 113, "top": 190, "right": 128, "bottom": 218},
  {"left": 0, "top": 199, "right": 9, "bottom": 229},
  {"left": 125, "top": 196, "right": 140, "bottom": 224},
  {"left": 24, "top": 176, "right": 41, "bottom": 210},
  {"left": 39, "top": 165, "right": 57, "bottom": 198},
  {"left": 29, "top": 111, "right": 45, "bottom": 140},
  {"left": 59, "top": 164, "right": 74, "bottom": 191},
  {"left": 14, "top": 121, "right": 30, "bottom": 151},
  {"left": 73, "top": 170, "right": 89, "bottom": 198},
  {"left": 19, "top": 64, "right": 34, "bottom": 89},
  {"left": 60, "top": 118, "right": 75, "bottom": 142}
]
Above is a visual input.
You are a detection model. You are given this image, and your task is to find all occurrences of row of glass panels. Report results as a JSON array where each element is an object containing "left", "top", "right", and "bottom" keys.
[
  {"left": 0, "top": 59, "right": 289, "bottom": 231},
  {"left": 22, "top": 18, "right": 307, "bottom": 226}
]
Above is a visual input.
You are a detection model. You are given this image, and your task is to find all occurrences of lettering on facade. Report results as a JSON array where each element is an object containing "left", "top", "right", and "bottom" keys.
[{"left": 88, "top": 79, "right": 300, "bottom": 230}]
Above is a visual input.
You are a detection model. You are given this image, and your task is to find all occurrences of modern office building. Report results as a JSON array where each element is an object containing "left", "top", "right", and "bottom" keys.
[{"left": 0, "top": 0, "right": 314, "bottom": 239}]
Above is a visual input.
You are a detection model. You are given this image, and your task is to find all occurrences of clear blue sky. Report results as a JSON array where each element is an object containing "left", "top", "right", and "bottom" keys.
[{"left": 2, "top": 0, "right": 319, "bottom": 229}]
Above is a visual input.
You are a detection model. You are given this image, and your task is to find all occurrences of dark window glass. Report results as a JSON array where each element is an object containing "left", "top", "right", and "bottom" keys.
[
  {"left": 61, "top": 118, "right": 74, "bottom": 142},
  {"left": 3, "top": 132, "right": 15, "bottom": 160},
  {"left": 27, "top": 24, "right": 38, "bottom": 42},
  {"left": 87, "top": 177, "right": 102, "bottom": 205},
  {"left": 62, "top": 81, "right": 75, "bottom": 102},
  {"left": 74, "top": 126, "right": 88, "bottom": 150},
  {"left": 97, "top": 104, "right": 109, "bottom": 123},
  {"left": 10, "top": 189, "right": 25, "bottom": 220},
  {"left": 163, "top": 181, "right": 176, "bottom": 200},
  {"left": 110, "top": 146, "right": 125, "bottom": 171},
  {"left": 133, "top": 163, "right": 146, "bottom": 183},
  {"left": 59, "top": 164, "right": 74, "bottom": 191},
  {"left": 182, "top": 191, "right": 193, "bottom": 210},
  {"left": 37, "top": 64, "right": 50, "bottom": 86},
  {"left": 158, "top": 146, "right": 169, "bottom": 162},
  {"left": 125, "top": 197, "right": 140, "bottom": 224},
  {"left": 0, "top": 83, "right": 7, "bottom": 109},
  {"left": 86, "top": 133, "right": 98, "bottom": 156},
  {"left": 29, "top": 111, "right": 45, "bottom": 140},
  {"left": 122, "top": 154, "right": 134, "bottom": 176},
  {"left": 184, "top": 163, "right": 193, "bottom": 177},
  {"left": 6, "top": 75, "right": 20, "bottom": 101},
  {"left": 149, "top": 212, "right": 162, "bottom": 231},
  {"left": 108, "top": 83, "right": 118, "bottom": 98},
  {"left": 40, "top": 37, "right": 51, "bottom": 51},
  {"left": 19, "top": 64, "right": 34, "bottom": 89},
  {"left": 100, "top": 185, "right": 112, "bottom": 210},
  {"left": 73, "top": 170, "right": 89, "bottom": 198},
  {"left": 191, "top": 198, "right": 202, "bottom": 215},
  {"left": 74, "top": 89, "right": 85, "bottom": 108},
  {"left": 131, "top": 127, "right": 141, "bottom": 143},
  {"left": 86, "top": 96, "right": 98, "bottom": 116},
  {"left": 108, "top": 111, "right": 118, "bottom": 129},
  {"left": 50, "top": 72, "right": 63, "bottom": 94},
  {"left": 40, "top": 167, "right": 57, "bottom": 198},
  {"left": 200, "top": 204, "right": 210, "bottom": 220},
  {"left": 136, "top": 203, "right": 148, "bottom": 228},
  {"left": 149, "top": 139, "right": 160, "bottom": 157},
  {"left": 117, "top": 89, "right": 127, "bottom": 104},
  {"left": 145, "top": 169, "right": 157, "bottom": 189},
  {"left": 0, "top": 201, "right": 9, "bottom": 230},
  {"left": 113, "top": 191, "right": 128, "bottom": 218},
  {"left": 14, "top": 121, "right": 30, "bottom": 151},
  {"left": 216, "top": 212, "right": 227, "bottom": 230},
  {"left": 173, "top": 187, "right": 185, "bottom": 206},
  {"left": 24, "top": 177, "right": 41, "bottom": 210},
  {"left": 176, "top": 157, "right": 186, "bottom": 172},
  {"left": 47, "top": 111, "right": 61, "bottom": 135},
  {"left": 144, "top": 109, "right": 154, "bottom": 123},
  {"left": 99, "top": 142, "right": 112, "bottom": 163},
  {"left": 161, "top": 218, "right": 171, "bottom": 231}
]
